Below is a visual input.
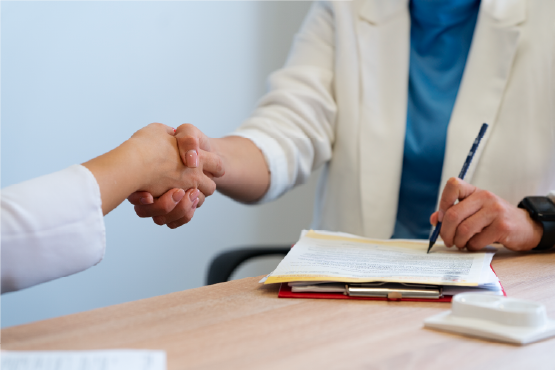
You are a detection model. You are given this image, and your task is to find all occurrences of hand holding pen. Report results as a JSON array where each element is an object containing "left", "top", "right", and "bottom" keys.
[
  {"left": 427, "top": 124, "right": 488, "bottom": 253},
  {"left": 427, "top": 123, "right": 544, "bottom": 253}
]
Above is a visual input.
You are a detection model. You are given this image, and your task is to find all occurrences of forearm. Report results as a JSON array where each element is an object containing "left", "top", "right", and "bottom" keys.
[
  {"left": 82, "top": 140, "right": 147, "bottom": 215},
  {"left": 210, "top": 136, "right": 270, "bottom": 203},
  {"left": 1, "top": 165, "right": 107, "bottom": 293}
]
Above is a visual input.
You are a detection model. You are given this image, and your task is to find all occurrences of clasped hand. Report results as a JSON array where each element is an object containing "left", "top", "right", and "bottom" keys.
[{"left": 128, "top": 123, "right": 218, "bottom": 228}]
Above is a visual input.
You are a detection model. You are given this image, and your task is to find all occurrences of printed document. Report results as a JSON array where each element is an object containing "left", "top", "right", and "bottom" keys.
[
  {"left": 0, "top": 350, "right": 166, "bottom": 370},
  {"left": 264, "top": 230, "right": 495, "bottom": 286}
]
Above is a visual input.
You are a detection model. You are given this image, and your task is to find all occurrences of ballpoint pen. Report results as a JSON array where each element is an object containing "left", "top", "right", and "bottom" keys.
[{"left": 427, "top": 123, "right": 489, "bottom": 254}]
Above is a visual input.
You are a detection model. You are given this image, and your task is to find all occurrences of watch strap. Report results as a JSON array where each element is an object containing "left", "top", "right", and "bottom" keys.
[
  {"left": 533, "top": 219, "right": 555, "bottom": 251},
  {"left": 518, "top": 198, "right": 555, "bottom": 251}
]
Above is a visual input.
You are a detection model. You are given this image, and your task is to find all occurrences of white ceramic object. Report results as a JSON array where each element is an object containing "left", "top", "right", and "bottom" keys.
[{"left": 424, "top": 293, "right": 555, "bottom": 344}]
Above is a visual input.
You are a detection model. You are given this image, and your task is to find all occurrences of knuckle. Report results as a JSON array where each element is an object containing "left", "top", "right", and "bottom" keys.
[
  {"left": 453, "top": 240, "right": 465, "bottom": 249},
  {"left": 467, "top": 240, "right": 477, "bottom": 250},
  {"left": 467, "top": 239, "right": 481, "bottom": 251},
  {"left": 457, "top": 223, "right": 473, "bottom": 238},
  {"left": 177, "top": 136, "right": 198, "bottom": 146},
  {"left": 153, "top": 216, "right": 165, "bottom": 225},
  {"left": 481, "top": 190, "right": 498, "bottom": 204},
  {"left": 178, "top": 123, "right": 193, "bottom": 130},
  {"left": 173, "top": 215, "right": 192, "bottom": 228},
  {"left": 490, "top": 198, "right": 506, "bottom": 215},
  {"left": 216, "top": 159, "right": 224, "bottom": 176},
  {"left": 205, "top": 181, "right": 216, "bottom": 196},
  {"left": 443, "top": 209, "right": 459, "bottom": 224},
  {"left": 162, "top": 202, "right": 174, "bottom": 214},
  {"left": 176, "top": 198, "right": 190, "bottom": 212},
  {"left": 134, "top": 205, "right": 146, "bottom": 218},
  {"left": 176, "top": 123, "right": 196, "bottom": 135},
  {"left": 492, "top": 202, "right": 505, "bottom": 214},
  {"left": 168, "top": 221, "right": 181, "bottom": 229}
]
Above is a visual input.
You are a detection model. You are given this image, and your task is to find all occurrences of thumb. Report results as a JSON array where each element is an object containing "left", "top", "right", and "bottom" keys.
[
  {"left": 430, "top": 211, "right": 439, "bottom": 227},
  {"left": 177, "top": 136, "right": 200, "bottom": 168}
]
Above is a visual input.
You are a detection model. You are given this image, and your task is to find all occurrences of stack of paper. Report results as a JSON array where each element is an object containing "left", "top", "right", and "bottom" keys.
[{"left": 261, "top": 230, "right": 503, "bottom": 298}]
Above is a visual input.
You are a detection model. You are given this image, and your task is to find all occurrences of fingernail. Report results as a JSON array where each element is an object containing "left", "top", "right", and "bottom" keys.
[
  {"left": 192, "top": 198, "right": 199, "bottom": 209},
  {"left": 189, "top": 188, "right": 200, "bottom": 201},
  {"left": 172, "top": 189, "right": 185, "bottom": 203},
  {"left": 186, "top": 150, "right": 199, "bottom": 167},
  {"left": 438, "top": 211, "right": 444, "bottom": 223},
  {"left": 140, "top": 197, "right": 150, "bottom": 205}
]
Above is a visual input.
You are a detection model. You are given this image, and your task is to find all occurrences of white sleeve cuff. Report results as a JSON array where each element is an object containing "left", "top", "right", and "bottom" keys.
[{"left": 227, "top": 129, "right": 294, "bottom": 204}]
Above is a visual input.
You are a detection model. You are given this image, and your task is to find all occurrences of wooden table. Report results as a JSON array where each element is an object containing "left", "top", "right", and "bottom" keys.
[{"left": 3, "top": 249, "right": 555, "bottom": 370}]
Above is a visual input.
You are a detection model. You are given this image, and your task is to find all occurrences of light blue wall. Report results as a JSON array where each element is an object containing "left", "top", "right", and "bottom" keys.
[{"left": 1, "top": 1, "right": 315, "bottom": 328}]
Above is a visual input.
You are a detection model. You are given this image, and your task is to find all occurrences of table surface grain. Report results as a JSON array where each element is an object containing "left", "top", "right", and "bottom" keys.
[{"left": 2, "top": 248, "right": 555, "bottom": 370}]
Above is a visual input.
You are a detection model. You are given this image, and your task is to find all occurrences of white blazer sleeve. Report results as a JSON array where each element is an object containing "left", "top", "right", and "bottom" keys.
[
  {"left": 232, "top": 1, "right": 337, "bottom": 203},
  {"left": 1, "top": 165, "right": 106, "bottom": 293}
]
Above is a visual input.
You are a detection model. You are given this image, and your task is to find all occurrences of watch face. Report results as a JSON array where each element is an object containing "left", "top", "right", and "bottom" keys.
[{"left": 525, "top": 197, "right": 555, "bottom": 221}]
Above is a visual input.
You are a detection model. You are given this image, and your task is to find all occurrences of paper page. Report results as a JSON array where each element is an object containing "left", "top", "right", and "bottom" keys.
[
  {"left": 443, "top": 285, "right": 503, "bottom": 296},
  {"left": 265, "top": 230, "right": 494, "bottom": 286},
  {"left": 0, "top": 350, "right": 166, "bottom": 370}
]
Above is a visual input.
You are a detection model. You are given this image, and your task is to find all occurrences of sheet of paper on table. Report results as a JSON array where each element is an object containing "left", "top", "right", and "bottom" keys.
[
  {"left": 263, "top": 230, "right": 500, "bottom": 293},
  {"left": 0, "top": 350, "right": 166, "bottom": 370}
]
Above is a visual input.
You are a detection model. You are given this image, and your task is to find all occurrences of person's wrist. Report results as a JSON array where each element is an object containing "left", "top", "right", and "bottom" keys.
[
  {"left": 524, "top": 216, "right": 544, "bottom": 251},
  {"left": 121, "top": 138, "right": 155, "bottom": 191},
  {"left": 208, "top": 137, "right": 222, "bottom": 158}
]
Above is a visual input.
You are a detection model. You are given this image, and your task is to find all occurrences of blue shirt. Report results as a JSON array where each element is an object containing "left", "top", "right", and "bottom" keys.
[{"left": 392, "top": 0, "right": 480, "bottom": 239}]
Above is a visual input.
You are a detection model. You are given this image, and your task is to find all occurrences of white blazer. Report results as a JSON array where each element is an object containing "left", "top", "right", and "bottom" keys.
[
  {"left": 234, "top": 0, "right": 555, "bottom": 239},
  {"left": 1, "top": 165, "right": 105, "bottom": 293}
]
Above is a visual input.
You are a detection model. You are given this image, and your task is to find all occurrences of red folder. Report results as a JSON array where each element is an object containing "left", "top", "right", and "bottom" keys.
[{"left": 277, "top": 266, "right": 506, "bottom": 303}]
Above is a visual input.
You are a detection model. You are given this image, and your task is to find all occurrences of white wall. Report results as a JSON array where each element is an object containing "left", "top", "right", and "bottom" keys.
[{"left": 1, "top": 1, "right": 315, "bottom": 328}]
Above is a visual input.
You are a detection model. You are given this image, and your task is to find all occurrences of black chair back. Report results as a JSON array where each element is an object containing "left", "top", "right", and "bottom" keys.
[{"left": 206, "top": 246, "right": 291, "bottom": 285}]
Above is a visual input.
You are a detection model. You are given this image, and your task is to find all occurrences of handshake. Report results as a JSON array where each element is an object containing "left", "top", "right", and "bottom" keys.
[
  {"left": 84, "top": 121, "right": 269, "bottom": 225},
  {"left": 110, "top": 122, "right": 225, "bottom": 228}
]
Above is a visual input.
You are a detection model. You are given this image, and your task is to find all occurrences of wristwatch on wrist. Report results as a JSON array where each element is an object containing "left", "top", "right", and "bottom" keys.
[{"left": 518, "top": 196, "right": 555, "bottom": 251}]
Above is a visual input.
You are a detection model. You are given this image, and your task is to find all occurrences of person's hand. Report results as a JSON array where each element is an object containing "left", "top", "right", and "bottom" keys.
[
  {"left": 82, "top": 122, "right": 222, "bottom": 216},
  {"left": 128, "top": 188, "right": 205, "bottom": 229},
  {"left": 430, "top": 177, "right": 543, "bottom": 252},
  {"left": 127, "top": 123, "right": 223, "bottom": 198},
  {"left": 129, "top": 123, "right": 221, "bottom": 228},
  {"left": 174, "top": 123, "right": 213, "bottom": 169}
]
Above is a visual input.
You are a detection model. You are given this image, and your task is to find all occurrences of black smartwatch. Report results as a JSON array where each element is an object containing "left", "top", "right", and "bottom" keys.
[{"left": 518, "top": 196, "right": 555, "bottom": 251}]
